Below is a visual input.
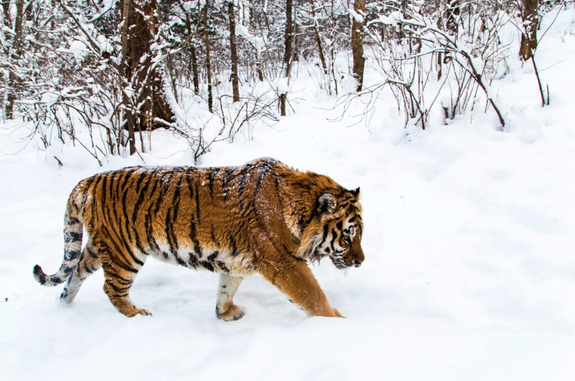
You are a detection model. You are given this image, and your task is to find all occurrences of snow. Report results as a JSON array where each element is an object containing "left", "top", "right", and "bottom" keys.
[{"left": 2, "top": 8, "right": 575, "bottom": 381}]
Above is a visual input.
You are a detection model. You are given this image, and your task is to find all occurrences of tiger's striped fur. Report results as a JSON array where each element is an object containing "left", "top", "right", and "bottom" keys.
[{"left": 33, "top": 158, "right": 364, "bottom": 320}]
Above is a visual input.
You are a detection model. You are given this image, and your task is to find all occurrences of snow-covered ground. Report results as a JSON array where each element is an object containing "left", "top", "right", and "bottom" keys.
[{"left": 2, "top": 8, "right": 575, "bottom": 381}]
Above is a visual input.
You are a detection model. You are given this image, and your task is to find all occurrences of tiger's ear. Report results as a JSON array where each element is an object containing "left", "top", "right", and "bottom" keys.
[
  {"left": 351, "top": 187, "right": 361, "bottom": 198},
  {"left": 318, "top": 193, "right": 337, "bottom": 215}
]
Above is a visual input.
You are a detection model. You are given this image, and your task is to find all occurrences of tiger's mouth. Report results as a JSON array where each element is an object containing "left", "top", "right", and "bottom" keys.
[
  {"left": 330, "top": 257, "right": 356, "bottom": 269},
  {"left": 309, "top": 249, "right": 359, "bottom": 270}
]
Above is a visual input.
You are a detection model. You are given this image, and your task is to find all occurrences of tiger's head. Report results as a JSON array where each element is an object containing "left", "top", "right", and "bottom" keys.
[{"left": 298, "top": 188, "right": 364, "bottom": 269}]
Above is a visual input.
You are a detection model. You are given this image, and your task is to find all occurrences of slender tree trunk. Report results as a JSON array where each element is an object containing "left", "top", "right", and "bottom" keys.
[
  {"left": 228, "top": 0, "right": 240, "bottom": 102},
  {"left": 191, "top": 46, "right": 200, "bottom": 94},
  {"left": 280, "top": 0, "right": 293, "bottom": 116},
  {"left": 351, "top": 0, "right": 365, "bottom": 92},
  {"left": 120, "top": 0, "right": 136, "bottom": 155},
  {"left": 520, "top": 0, "right": 539, "bottom": 61},
  {"left": 310, "top": 0, "right": 327, "bottom": 74},
  {"left": 182, "top": 8, "right": 200, "bottom": 95},
  {"left": 203, "top": 1, "right": 213, "bottom": 113},
  {"left": 284, "top": 0, "right": 293, "bottom": 75},
  {"left": 5, "top": 0, "right": 25, "bottom": 120},
  {"left": 2, "top": 1, "right": 11, "bottom": 28}
]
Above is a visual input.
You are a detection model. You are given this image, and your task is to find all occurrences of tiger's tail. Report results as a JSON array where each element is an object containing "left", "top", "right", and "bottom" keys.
[{"left": 33, "top": 188, "right": 84, "bottom": 286}]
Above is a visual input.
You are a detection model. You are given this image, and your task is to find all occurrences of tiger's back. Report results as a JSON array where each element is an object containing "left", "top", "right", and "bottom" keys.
[{"left": 34, "top": 158, "right": 365, "bottom": 320}]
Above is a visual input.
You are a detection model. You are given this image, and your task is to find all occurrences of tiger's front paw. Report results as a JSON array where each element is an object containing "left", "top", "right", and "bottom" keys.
[
  {"left": 216, "top": 304, "right": 244, "bottom": 322},
  {"left": 332, "top": 308, "right": 344, "bottom": 318}
]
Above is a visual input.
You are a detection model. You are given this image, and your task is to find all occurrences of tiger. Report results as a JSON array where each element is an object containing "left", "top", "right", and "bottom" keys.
[{"left": 33, "top": 158, "right": 364, "bottom": 321}]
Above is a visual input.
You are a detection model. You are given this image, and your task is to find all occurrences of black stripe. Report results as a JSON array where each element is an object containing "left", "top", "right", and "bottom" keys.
[
  {"left": 166, "top": 209, "right": 177, "bottom": 257},
  {"left": 165, "top": 175, "right": 183, "bottom": 257},
  {"left": 184, "top": 167, "right": 201, "bottom": 225},
  {"left": 201, "top": 261, "right": 215, "bottom": 272},
  {"left": 195, "top": 176, "right": 201, "bottom": 224},
  {"left": 238, "top": 163, "right": 251, "bottom": 199},
  {"left": 252, "top": 160, "right": 277, "bottom": 203},
  {"left": 229, "top": 235, "right": 237, "bottom": 256},
  {"left": 321, "top": 223, "right": 329, "bottom": 243},
  {"left": 215, "top": 260, "right": 230, "bottom": 273},
  {"left": 64, "top": 249, "right": 81, "bottom": 261},
  {"left": 222, "top": 167, "right": 235, "bottom": 195},
  {"left": 190, "top": 214, "right": 202, "bottom": 257},
  {"left": 185, "top": 170, "right": 203, "bottom": 257},
  {"left": 64, "top": 231, "right": 82, "bottom": 243},
  {"left": 107, "top": 282, "right": 131, "bottom": 294},
  {"left": 131, "top": 175, "right": 154, "bottom": 255},
  {"left": 188, "top": 252, "right": 199, "bottom": 268},
  {"left": 131, "top": 174, "right": 153, "bottom": 222},
  {"left": 105, "top": 171, "right": 121, "bottom": 225},
  {"left": 208, "top": 168, "right": 219, "bottom": 199},
  {"left": 208, "top": 252, "right": 218, "bottom": 262},
  {"left": 108, "top": 253, "right": 139, "bottom": 273},
  {"left": 96, "top": 173, "right": 108, "bottom": 225},
  {"left": 116, "top": 170, "right": 135, "bottom": 251},
  {"left": 67, "top": 217, "right": 80, "bottom": 225},
  {"left": 153, "top": 171, "right": 174, "bottom": 217},
  {"left": 330, "top": 228, "right": 338, "bottom": 252},
  {"left": 87, "top": 244, "right": 98, "bottom": 258},
  {"left": 124, "top": 246, "right": 145, "bottom": 267},
  {"left": 144, "top": 178, "right": 161, "bottom": 253},
  {"left": 174, "top": 251, "right": 187, "bottom": 266},
  {"left": 114, "top": 276, "right": 134, "bottom": 286},
  {"left": 210, "top": 224, "right": 221, "bottom": 247},
  {"left": 80, "top": 176, "right": 96, "bottom": 207}
]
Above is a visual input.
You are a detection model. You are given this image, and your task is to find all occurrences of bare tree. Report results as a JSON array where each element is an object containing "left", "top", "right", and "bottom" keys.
[
  {"left": 4, "top": 0, "right": 25, "bottom": 119},
  {"left": 351, "top": 0, "right": 366, "bottom": 91},
  {"left": 120, "top": 0, "right": 175, "bottom": 155},
  {"left": 519, "top": 0, "right": 540, "bottom": 61},
  {"left": 280, "top": 0, "right": 294, "bottom": 116},
  {"left": 203, "top": 0, "right": 214, "bottom": 113},
  {"left": 228, "top": 0, "right": 240, "bottom": 102}
]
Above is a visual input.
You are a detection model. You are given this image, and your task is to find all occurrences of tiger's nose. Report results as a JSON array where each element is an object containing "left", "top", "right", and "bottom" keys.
[{"left": 353, "top": 259, "right": 363, "bottom": 268}]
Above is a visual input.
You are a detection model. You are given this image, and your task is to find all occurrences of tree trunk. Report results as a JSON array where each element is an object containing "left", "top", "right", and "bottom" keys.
[
  {"left": 228, "top": 0, "right": 240, "bottom": 102},
  {"left": 2, "top": 0, "right": 11, "bottom": 28},
  {"left": 520, "top": 0, "right": 539, "bottom": 61},
  {"left": 120, "top": 0, "right": 175, "bottom": 155},
  {"left": 203, "top": 1, "right": 213, "bottom": 113},
  {"left": 280, "top": 0, "right": 293, "bottom": 116},
  {"left": 5, "top": 0, "right": 25, "bottom": 120},
  {"left": 351, "top": 0, "right": 365, "bottom": 92},
  {"left": 191, "top": 46, "right": 200, "bottom": 95},
  {"left": 182, "top": 7, "right": 200, "bottom": 95},
  {"left": 310, "top": 0, "right": 327, "bottom": 74},
  {"left": 121, "top": 0, "right": 136, "bottom": 155}
]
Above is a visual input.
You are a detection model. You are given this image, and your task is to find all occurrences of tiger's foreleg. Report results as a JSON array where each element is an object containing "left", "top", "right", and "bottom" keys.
[
  {"left": 97, "top": 242, "right": 151, "bottom": 317},
  {"left": 216, "top": 274, "right": 245, "bottom": 321},
  {"left": 60, "top": 240, "right": 102, "bottom": 303},
  {"left": 258, "top": 258, "right": 344, "bottom": 318}
]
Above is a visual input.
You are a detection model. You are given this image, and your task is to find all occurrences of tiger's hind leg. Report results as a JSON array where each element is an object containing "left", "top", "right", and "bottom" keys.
[
  {"left": 216, "top": 274, "right": 244, "bottom": 321},
  {"left": 60, "top": 240, "right": 101, "bottom": 304},
  {"left": 97, "top": 242, "right": 151, "bottom": 317}
]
